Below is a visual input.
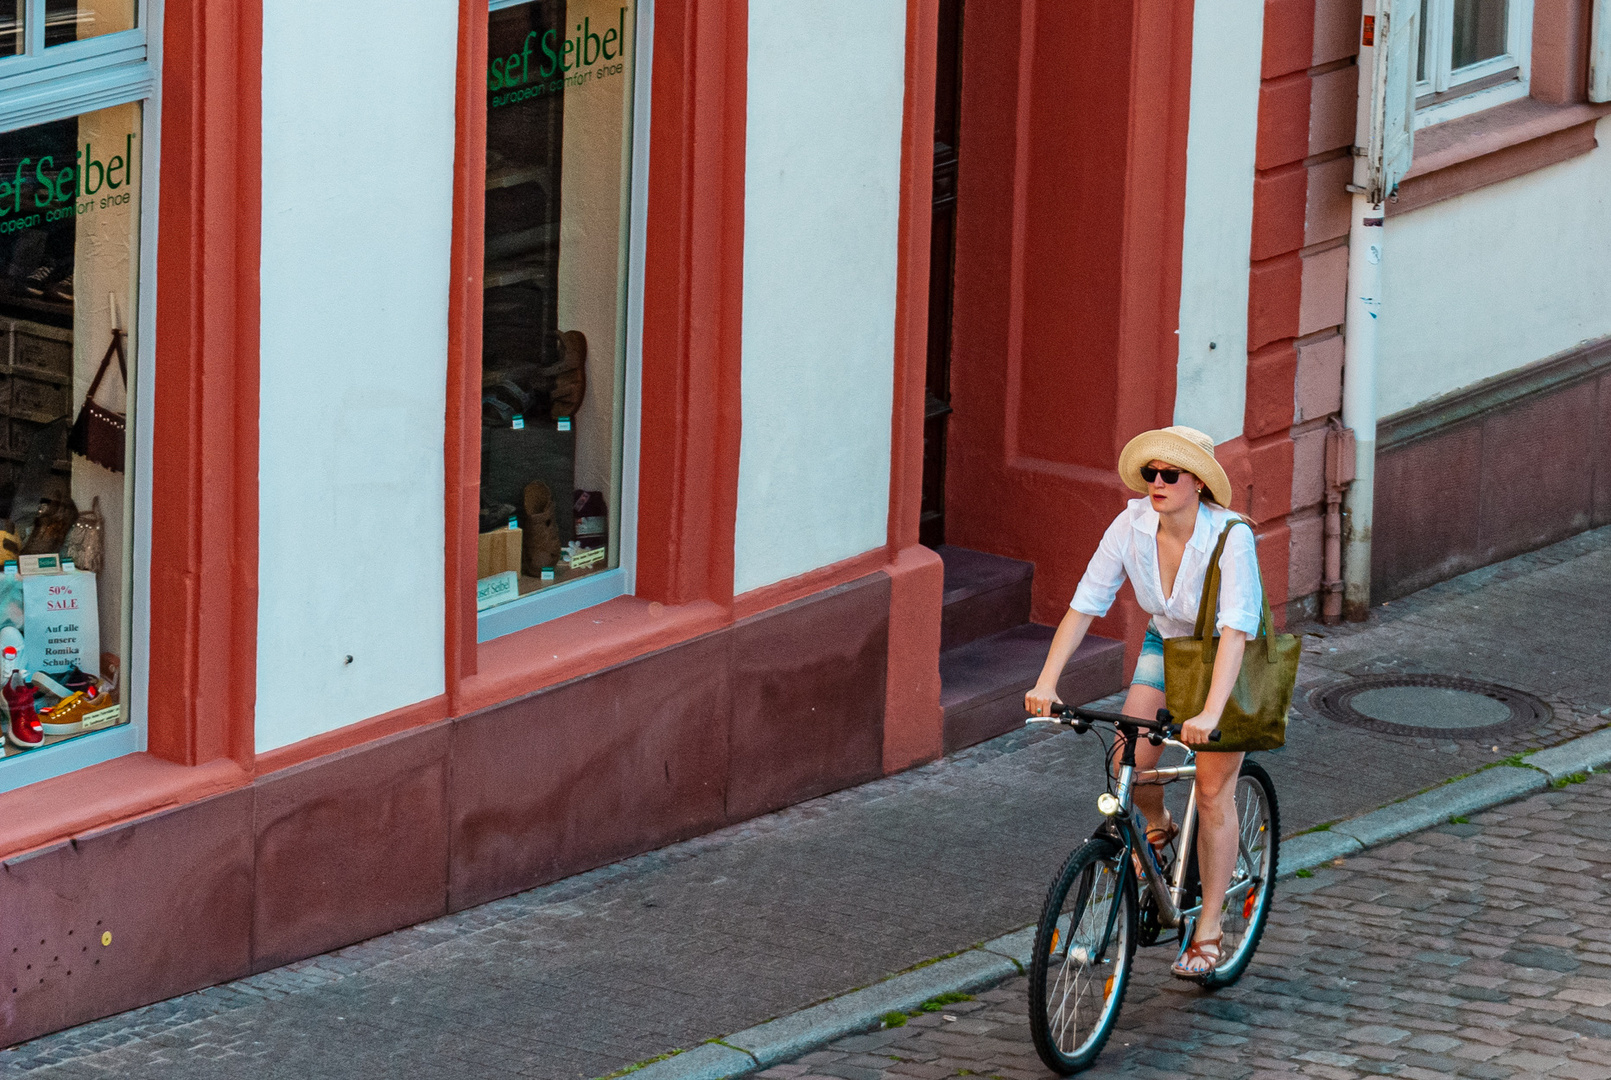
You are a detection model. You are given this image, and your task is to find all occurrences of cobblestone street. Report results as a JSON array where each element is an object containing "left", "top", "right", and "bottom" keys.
[{"left": 775, "top": 772, "right": 1611, "bottom": 1080}]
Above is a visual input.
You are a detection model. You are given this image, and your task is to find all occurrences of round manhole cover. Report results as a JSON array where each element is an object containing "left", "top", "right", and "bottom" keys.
[{"left": 1309, "top": 675, "right": 1552, "bottom": 739}]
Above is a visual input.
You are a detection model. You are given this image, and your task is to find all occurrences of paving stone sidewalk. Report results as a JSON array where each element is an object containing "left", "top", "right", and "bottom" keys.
[
  {"left": 2, "top": 526, "right": 1608, "bottom": 1079},
  {"left": 773, "top": 769, "right": 1611, "bottom": 1080}
]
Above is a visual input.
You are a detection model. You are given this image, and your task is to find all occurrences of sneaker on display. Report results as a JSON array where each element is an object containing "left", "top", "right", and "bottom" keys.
[{"left": 3, "top": 671, "right": 41, "bottom": 749}]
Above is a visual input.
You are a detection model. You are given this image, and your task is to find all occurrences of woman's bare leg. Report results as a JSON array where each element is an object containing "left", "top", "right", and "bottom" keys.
[
  {"left": 1189, "top": 749, "right": 1246, "bottom": 944},
  {"left": 1110, "top": 683, "right": 1169, "bottom": 831}
]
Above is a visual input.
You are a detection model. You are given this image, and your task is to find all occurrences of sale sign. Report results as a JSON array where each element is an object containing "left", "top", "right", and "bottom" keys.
[{"left": 21, "top": 570, "right": 99, "bottom": 676}]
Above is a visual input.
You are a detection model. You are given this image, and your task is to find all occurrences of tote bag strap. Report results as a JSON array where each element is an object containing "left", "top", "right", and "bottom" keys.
[
  {"left": 1190, "top": 519, "right": 1276, "bottom": 666},
  {"left": 82, "top": 329, "right": 126, "bottom": 409}
]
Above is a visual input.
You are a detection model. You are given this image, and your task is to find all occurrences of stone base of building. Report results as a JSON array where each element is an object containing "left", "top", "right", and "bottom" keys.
[{"left": 1373, "top": 337, "right": 1611, "bottom": 603}]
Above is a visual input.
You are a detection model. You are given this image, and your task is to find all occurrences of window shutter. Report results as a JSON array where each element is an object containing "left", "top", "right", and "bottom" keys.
[
  {"left": 1366, "top": 0, "right": 1418, "bottom": 202},
  {"left": 1593, "top": 0, "right": 1611, "bottom": 102}
]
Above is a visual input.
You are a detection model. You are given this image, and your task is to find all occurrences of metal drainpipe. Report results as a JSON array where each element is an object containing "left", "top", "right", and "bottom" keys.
[
  {"left": 1321, "top": 418, "right": 1355, "bottom": 624},
  {"left": 1340, "top": 190, "right": 1382, "bottom": 621}
]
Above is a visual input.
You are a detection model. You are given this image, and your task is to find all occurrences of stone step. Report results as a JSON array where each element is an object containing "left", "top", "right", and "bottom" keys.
[
  {"left": 935, "top": 544, "right": 1034, "bottom": 652},
  {"left": 938, "top": 624, "right": 1125, "bottom": 754}
]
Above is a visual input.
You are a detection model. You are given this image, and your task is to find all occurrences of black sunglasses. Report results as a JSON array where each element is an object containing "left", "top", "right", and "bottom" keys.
[{"left": 1139, "top": 466, "right": 1184, "bottom": 485}]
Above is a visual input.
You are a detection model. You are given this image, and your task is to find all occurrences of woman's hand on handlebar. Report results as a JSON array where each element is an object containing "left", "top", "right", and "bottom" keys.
[
  {"left": 1024, "top": 682, "right": 1063, "bottom": 718},
  {"left": 1178, "top": 710, "right": 1222, "bottom": 746}
]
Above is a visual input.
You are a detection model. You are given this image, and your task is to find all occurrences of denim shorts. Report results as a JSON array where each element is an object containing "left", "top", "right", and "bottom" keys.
[{"left": 1132, "top": 622, "right": 1166, "bottom": 692}]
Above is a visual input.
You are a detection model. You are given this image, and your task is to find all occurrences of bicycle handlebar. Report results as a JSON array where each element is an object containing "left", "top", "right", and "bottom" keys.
[{"left": 1028, "top": 703, "right": 1221, "bottom": 742}]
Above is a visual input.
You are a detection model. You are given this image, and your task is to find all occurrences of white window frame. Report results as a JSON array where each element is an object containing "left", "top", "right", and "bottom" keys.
[
  {"left": 1414, "top": 0, "right": 1533, "bottom": 129},
  {"left": 475, "top": 0, "right": 650, "bottom": 643},
  {"left": 0, "top": 0, "right": 158, "bottom": 792}
]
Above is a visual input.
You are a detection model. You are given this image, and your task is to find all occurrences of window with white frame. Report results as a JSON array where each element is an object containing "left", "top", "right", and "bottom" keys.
[
  {"left": 0, "top": 0, "right": 151, "bottom": 789},
  {"left": 1416, "top": 0, "right": 1532, "bottom": 122}
]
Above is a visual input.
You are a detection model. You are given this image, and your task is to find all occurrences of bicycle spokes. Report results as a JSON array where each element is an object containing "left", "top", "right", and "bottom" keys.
[{"left": 1047, "top": 864, "right": 1117, "bottom": 1050}]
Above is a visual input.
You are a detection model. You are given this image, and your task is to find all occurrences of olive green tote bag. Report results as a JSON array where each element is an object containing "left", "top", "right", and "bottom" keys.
[{"left": 1162, "top": 520, "right": 1299, "bottom": 752}]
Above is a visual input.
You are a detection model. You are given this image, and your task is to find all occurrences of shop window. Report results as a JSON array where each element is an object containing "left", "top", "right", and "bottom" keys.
[
  {"left": 1415, "top": 0, "right": 1533, "bottom": 125},
  {"left": 0, "top": 1, "right": 148, "bottom": 788},
  {"left": 476, "top": 0, "right": 642, "bottom": 640}
]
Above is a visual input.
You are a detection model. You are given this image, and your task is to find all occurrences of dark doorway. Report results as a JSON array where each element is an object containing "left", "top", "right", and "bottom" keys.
[
  {"left": 927, "top": 0, "right": 960, "bottom": 551},
  {"left": 920, "top": 0, "right": 964, "bottom": 549}
]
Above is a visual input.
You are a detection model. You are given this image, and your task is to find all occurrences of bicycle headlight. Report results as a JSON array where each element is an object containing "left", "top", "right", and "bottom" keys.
[{"left": 1096, "top": 793, "right": 1121, "bottom": 817}]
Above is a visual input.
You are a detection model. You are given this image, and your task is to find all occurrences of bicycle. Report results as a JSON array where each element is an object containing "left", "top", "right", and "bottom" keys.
[{"left": 1021, "top": 703, "right": 1279, "bottom": 1074}]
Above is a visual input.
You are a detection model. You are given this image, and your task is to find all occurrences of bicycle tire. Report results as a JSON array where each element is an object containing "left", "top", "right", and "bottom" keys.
[
  {"left": 1177, "top": 760, "right": 1280, "bottom": 989},
  {"left": 1028, "top": 837, "right": 1138, "bottom": 1074}
]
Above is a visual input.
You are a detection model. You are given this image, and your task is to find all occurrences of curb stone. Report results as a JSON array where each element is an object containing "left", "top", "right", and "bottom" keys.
[
  {"left": 1523, "top": 725, "right": 1611, "bottom": 780},
  {"left": 1320, "top": 765, "right": 1545, "bottom": 853},
  {"left": 620, "top": 724, "right": 1611, "bottom": 1080},
  {"left": 626, "top": 929, "right": 1032, "bottom": 1080}
]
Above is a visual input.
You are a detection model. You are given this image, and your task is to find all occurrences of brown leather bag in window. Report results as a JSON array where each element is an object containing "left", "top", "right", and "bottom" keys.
[{"left": 68, "top": 328, "right": 127, "bottom": 473}]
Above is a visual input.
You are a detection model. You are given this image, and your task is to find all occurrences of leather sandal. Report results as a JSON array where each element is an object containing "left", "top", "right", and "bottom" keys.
[
  {"left": 1145, "top": 812, "right": 1178, "bottom": 855},
  {"left": 1171, "top": 934, "right": 1223, "bottom": 982}
]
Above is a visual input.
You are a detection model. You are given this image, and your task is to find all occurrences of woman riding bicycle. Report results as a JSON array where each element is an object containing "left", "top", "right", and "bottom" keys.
[{"left": 1024, "top": 425, "right": 1263, "bottom": 981}]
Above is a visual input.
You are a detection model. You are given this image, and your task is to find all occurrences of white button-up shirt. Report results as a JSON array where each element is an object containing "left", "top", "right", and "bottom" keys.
[{"left": 1070, "top": 499, "right": 1264, "bottom": 640}]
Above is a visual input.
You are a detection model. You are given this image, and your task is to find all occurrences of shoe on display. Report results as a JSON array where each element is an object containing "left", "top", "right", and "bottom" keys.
[
  {"left": 519, "top": 480, "right": 563, "bottom": 577},
  {"left": 3, "top": 672, "right": 41, "bottom": 749},
  {"left": 546, "top": 331, "right": 587, "bottom": 420},
  {"left": 60, "top": 666, "right": 97, "bottom": 695},
  {"left": 46, "top": 271, "right": 72, "bottom": 303},
  {"left": 6, "top": 229, "right": 46, "bottom": 281},
  {"left": 40, "top": 687, "right": 115, "bottom": 736},
  {"left": 0, "top": 626, "right": 21, "bottom": 684},
  {"left": 20, "top": 261, "right": 55, "bottom": 298}
]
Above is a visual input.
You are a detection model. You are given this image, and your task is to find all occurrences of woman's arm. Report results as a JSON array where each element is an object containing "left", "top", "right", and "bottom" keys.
[
  {"left": 1025, "top": 608, "right": 1095, "bottom": 716},
  {"left": 1179, "top": 628, "right": 1248, "bottom": 745}
]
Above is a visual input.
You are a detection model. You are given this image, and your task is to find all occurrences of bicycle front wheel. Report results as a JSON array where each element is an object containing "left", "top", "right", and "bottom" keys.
[
  {"left": 1028, "top": 837, "right": 1137, "bottom": 1074},
  {"left": 1200, "top": 759, "right": 1279, "bottom": 988}
]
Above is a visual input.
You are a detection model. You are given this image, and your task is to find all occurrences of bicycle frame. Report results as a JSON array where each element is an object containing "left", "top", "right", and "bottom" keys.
[{"left": 1070, "top": 714, "right": 1261, "bottom": 936}]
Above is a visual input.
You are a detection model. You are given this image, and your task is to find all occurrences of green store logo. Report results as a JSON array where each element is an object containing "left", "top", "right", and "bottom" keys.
[
  {"left": 489, "top": 9, "right": 629, "bottom": 93},
  {"left": 0, "top": 133, "right": 137, "bottom": 229}
]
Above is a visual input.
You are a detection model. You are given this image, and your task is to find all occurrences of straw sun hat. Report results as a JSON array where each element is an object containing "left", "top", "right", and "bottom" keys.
[{"left": 1118, "top": 425, "right": 1233, "bottom": 507}]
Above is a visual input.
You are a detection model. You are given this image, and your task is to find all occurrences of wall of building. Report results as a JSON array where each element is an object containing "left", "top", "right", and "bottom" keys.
[
  {"left": 732, "top": 0, "right": 906, "bottom": 595},
  {"left": 256, "top": 0, "right": 460, "bottom": 752},
  {"left": 1237, "top": 0, "right": 1361, "bottom": 624},
  {"left": 1173, "top": 0, "right": 1265, "bottom": 444},
  {"left": 1376, "top": 120, "right": 1611, "bottom": 418}
]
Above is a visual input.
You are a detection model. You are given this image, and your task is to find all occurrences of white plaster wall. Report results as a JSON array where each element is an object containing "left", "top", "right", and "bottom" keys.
[
  {"left": 1377, "top": 118, "right": 1611, "bottom": 417},
  {"left": 1173, "top": 0, "right": 1266, "bottom": 444},
  {"left": 257, "top": 0, "right": 458, "bottom": 752},
  {"left": 733, "top": 0, "right": 906, "bottom": 594}
]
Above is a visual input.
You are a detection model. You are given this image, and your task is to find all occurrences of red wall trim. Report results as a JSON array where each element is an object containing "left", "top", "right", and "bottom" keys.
[
  {"left": 886, "top": 0, "right": 936, "bottom": 555},
  {"left": 0, "top": 756, "right": 248, "bottom": 860},
  {"left": 732, "top": 550, "right": 889, "bottom": 622},
  {"left": 633, "top": 0, "right": 747, "bottom": 609},
  {"left": 1391, "top": 100, "right": 1610, "bottom": 215},
  {"left": 444, "top": 0, "right": 488, "bottom": 691},
  {"left": 148, "top": 0, "right": 262, "bottom": 767},
  {"left": 251, "top": 695, "right": 451, "bottom": 778}
]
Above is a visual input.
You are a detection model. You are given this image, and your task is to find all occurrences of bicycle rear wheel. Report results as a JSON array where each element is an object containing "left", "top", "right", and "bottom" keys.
[
  {"left": 1199, "top": 759, "right": 1279, "bottom": 988},
  {"left": 1028, "top": 837, "right": 1137, "bottom": 1074}
]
